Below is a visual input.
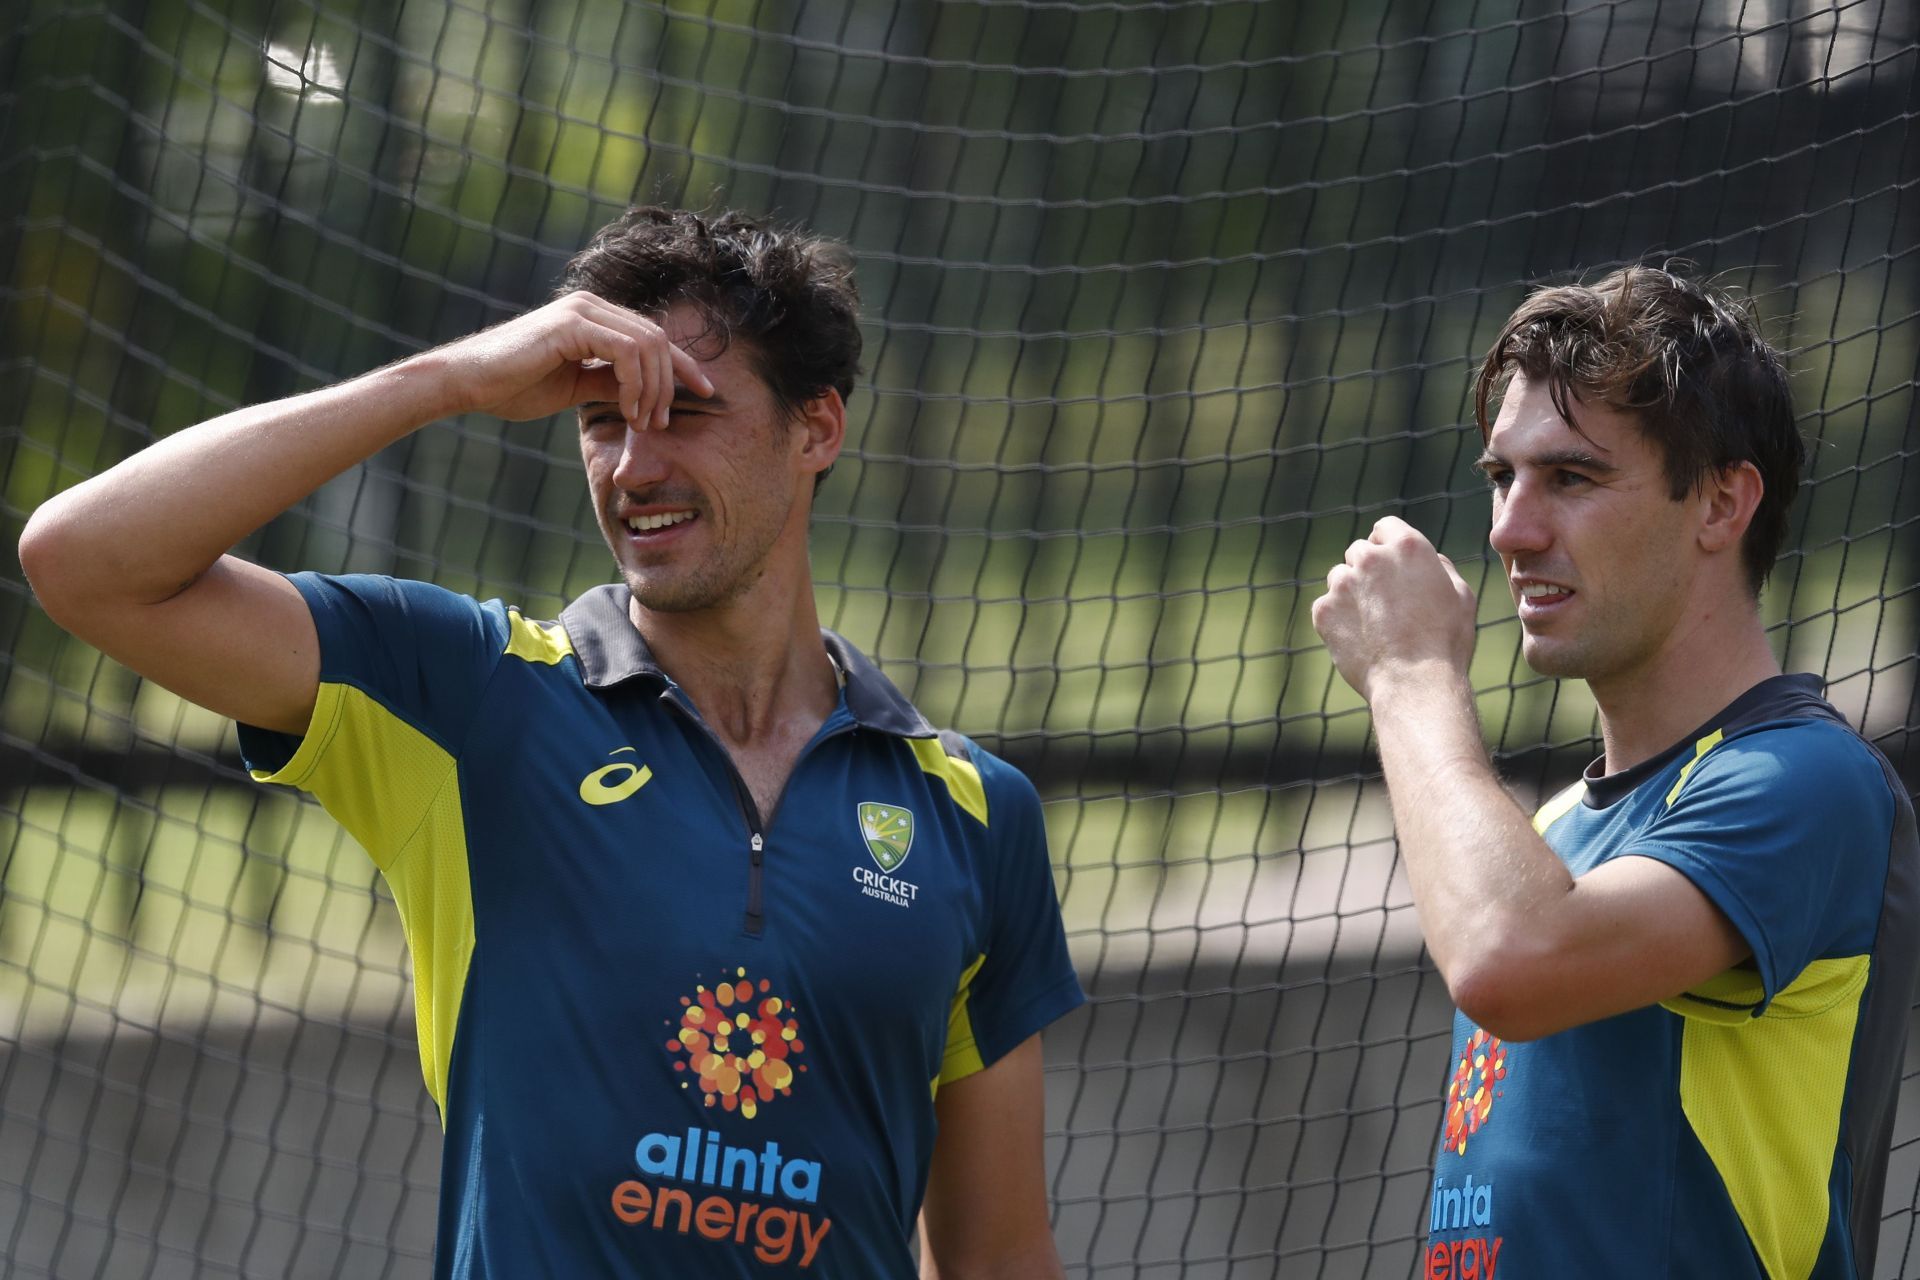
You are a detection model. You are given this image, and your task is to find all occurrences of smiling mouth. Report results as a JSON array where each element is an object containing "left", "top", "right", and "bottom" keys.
[
  {"left": 624, "top": 511, "right": 697, "bottom": 534},
  {"left": 1516, "top": 581, "right": 1575, "bottom": 609}
]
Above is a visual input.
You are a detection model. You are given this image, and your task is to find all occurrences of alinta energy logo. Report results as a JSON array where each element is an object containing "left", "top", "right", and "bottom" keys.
[
  {"left": 666, "top": 968, "right": 807, "bottom": 1118},
  {"left": 610, "top": 968, "right": 830, "bottom": 1267},
  {"left": 1430, "top": 1030, "right": 1508, "bottom": 1279},
  {"left": 1443, "top": 1028, "right": 1508, "bottom": 1156}
]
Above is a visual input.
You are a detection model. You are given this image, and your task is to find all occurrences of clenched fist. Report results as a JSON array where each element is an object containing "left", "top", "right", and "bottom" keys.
[{"left": 1310, "top": 517, "right": 1479, "bottom": 702}]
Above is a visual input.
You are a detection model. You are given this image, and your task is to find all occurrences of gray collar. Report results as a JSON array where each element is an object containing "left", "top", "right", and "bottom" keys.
[{"left": 557, "top": 583, "right": 936, "bottom": 739}]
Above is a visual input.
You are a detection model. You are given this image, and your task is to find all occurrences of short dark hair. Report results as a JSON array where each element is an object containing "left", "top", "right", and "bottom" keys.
[
  {"left": 1473, "top": 264, "right": 1804, "bottom": 594},
  {"left": 556, "top": 206, "right": 863, "bottom": 422}
]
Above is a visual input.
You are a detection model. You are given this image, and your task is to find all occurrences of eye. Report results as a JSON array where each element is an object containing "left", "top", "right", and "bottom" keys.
[
  {"left": 582, "top": 409, "right": 624, "bottom": 433},
  {"left": 1554, "top": 469, "right": 1590, "bottom": 488},
  {"left": 1482, "top": 467, "right": 1514, "bottom": 491}
]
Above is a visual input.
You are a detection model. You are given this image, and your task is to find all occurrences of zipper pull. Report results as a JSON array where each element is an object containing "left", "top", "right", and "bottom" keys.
[{"left": 744, "top": 832, "right": 766, "bottom": 937}]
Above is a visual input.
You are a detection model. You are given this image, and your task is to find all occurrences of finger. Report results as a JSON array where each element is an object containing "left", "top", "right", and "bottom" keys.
[
  {"left": 577, "top": 293, "right": 715, "bottom": 405},
  {"left": 575, "top": 291, "right": 655, "bottom": 339},
  {"left": 614, "top": 333, "right": 652, "bottom": 427},
  {"left": 624, "top": 316, "right": 680, "bottom": 430},
  {"left": 1384, "top": 518, "right": 1444, "bottom": 554},
  {"left": 573, "top": 296, "right": 665, "bottom": 427},
  {"left": 629, "top": 329, "right": 660, "bottom": 431},
  {"left": 1345, "top": 539, "right": 1372, "bottom": 567},
  {"left": 1368, "top": 516, "right": 1409, "bottom": 544},
  {"left": 668, "top": 343, "right": 716, "bottom": 398},
  {"left": 625, "top": 311, "right": 666, "bottom": 431},
  {"left": 1437, "top": 555, "right": 1479, "bottom": 611},
  {"left": 653, "top": 337, "right": 675, "bottom": 431},
  {"left": 1309, "top": 593, "right": 1331, "bottom": 635},
  {"left": 562, "top": 320, "right": 644, "bottom": 424},
  {"left": 574, "top": 364, "right": 623, "bottom": 408}
]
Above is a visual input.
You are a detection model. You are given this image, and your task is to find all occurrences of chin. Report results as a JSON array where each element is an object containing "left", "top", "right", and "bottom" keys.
[
  {"left": 622, "top": 568, "right": 737, "bottom": 614},
  {"left": 1519, "top": 635, "right": 1588, "bottom": 680}
]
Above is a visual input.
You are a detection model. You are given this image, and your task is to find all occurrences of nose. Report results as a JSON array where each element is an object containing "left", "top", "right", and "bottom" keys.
[
  {"left": 610, "top": 424, "right": 671, "bottom": 492},
  {"left": 1488, "top": 478, "right": 1550, "bottom": 560}
]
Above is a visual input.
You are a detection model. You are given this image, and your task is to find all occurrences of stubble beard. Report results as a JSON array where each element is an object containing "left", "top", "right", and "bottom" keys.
[
  {"left": 1520, "top": 600, "right": 1662, "bottom": 690},
  {"left": 602, "top": 423, "right": 805, "bottom": 616},
  {"left": 623, "top": 557, "right": 759, "bottom": 614},
  {"left": 615, "top": 496, "right": 794, "bottom": 616}
]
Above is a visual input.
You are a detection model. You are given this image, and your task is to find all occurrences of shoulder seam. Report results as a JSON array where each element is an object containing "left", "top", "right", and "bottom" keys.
[
  {"left": 1705, "top": 717, "right": 1892, "bottom": 784},
  {"left": 907, "top": 734, "right": 989, "bottom": 826}
]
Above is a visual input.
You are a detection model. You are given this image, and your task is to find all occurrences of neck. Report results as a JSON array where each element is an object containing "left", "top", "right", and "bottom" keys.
[
  {"left": 1590, "top": 600, "right": 1781, "bottom": 774},
  {"left": 629, "top": 556, "right": 839, "bottom": 749}
]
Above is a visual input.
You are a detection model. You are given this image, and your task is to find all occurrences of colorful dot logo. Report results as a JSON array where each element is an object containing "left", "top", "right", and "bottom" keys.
[
  {"left": 1443, "top": 1028, "right": 1507, "bottom": 1156},
  {"left": 666, "top": 968, "right": 807, "bottom": 1120}
]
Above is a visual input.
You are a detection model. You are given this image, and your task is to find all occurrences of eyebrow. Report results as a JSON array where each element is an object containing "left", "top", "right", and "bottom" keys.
[{"left": 1473, "top": 447, "right": 1618, "bottom": 476}]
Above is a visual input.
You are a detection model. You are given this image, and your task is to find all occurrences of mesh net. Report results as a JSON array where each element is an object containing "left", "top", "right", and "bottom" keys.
[{"left": 4, "top": 0, "right": 1919, "bottom": 1276}]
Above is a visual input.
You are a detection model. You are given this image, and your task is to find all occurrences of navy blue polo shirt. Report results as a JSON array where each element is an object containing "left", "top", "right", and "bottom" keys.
[
  {"left": 238, "top": 574, "right": 1084, "bottom": 1277},
  {"left": 1425, "top": 675, "right": 1919, "bottom": 1279}
]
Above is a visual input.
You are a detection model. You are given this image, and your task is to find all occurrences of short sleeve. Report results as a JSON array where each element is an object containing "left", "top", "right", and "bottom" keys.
[
  {"left": 236, "top": 572, "right": 507, "bottom": 868},
  {"left": 1625, "top": 721, "right": 1897, "bottom": 1011},
  {"left": 941, "top": 751, "right": 1084, "bottom": 1081}
]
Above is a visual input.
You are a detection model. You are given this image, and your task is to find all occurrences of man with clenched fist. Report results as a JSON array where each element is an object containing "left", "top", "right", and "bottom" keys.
[{"left": 1313, "top": 265, "right": 1917, "bottom": 1280}]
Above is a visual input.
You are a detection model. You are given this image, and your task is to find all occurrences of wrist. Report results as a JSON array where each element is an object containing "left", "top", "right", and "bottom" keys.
[
  {"left": 1365, "top": 659, "right": 1474, "bottom": 715},
  {"left": 1368, "top": 668, "right": 1496, "bottom": 793},
  {"left": 386, "top": 347, "right": 472, "bottom": 423}
]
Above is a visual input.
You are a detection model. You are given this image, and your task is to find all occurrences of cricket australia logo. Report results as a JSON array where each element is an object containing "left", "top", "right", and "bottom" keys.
[
  {"left": 852, "top": 802, "right": 920, "bottom": 907},
  {"left": 859, "top": 802, "right": 914, "bottom": 871}
]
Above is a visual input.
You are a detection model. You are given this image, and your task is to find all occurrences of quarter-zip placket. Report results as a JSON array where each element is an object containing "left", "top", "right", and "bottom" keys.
[
  {"left": 720, "top": 765, "right": 767, "bottom": 936},
  {"left": 661, "top": 687, "right": 852, "bottom": 937}
]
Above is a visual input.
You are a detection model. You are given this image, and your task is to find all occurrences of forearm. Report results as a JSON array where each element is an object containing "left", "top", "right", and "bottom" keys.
[
  {"left": 22, "top": 351, "right": 459, "bottom": 607},
  {"left": 1367, "top": 666, "right": 1574, "bottom": 989},
  {"left": 1313, "top": 520, "right": 1750, "bottom": 1039}
]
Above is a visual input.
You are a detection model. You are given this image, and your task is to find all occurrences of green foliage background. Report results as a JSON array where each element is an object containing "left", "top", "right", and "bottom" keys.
[{"left": 2, "top": 1, "right": 1917, "bottom": 1275}]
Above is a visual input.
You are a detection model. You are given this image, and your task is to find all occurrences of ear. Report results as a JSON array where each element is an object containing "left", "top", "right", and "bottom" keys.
[
  {"left": 793, "top": 387, "right": 846, "bottom": 481},
  {"left": 1698, "top": 460, "right": 1763, "bottom": 556}
]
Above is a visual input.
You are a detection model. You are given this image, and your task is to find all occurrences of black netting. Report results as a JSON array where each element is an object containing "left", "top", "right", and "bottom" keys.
[{"left": 3, "top": 1, "right": 1917, "bottom": 1276}]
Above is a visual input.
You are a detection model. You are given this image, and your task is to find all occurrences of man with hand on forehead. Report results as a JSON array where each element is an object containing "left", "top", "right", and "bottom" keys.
[
  {"left": 20, "top": 207, "right": 1083, "bottom": 1278},
  {"left": 1312, "top": 265, "right": 1918, "bottom": 1278}
]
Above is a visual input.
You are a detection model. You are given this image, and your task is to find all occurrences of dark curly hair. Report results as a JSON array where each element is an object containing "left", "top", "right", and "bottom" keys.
[
  {"left": 1474, "top": 264, "right": 1803, "bottom": 595},
  {"left": 556, "top": 206, "right": 862, "bottom": 422}
]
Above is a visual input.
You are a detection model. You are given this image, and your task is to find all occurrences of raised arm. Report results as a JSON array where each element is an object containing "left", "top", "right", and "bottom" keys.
[
  {"left": 18, "top": 292, "right": 711, "bottom": 734},
  {"left": 1310, "top": 518, "right": 1747, "bottom": 1041}
]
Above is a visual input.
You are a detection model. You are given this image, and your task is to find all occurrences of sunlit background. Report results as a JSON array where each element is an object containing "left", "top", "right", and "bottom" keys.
[{"left": 4, "top": 1, "right": 1918, "bottom": 1276}]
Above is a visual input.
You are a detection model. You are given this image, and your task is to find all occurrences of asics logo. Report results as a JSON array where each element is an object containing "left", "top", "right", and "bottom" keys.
[{"left": 580, "top": 747, "right": 654, "bottom": 806}]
